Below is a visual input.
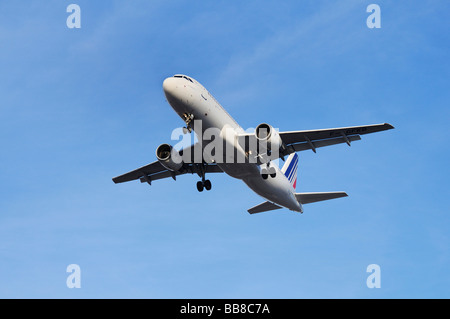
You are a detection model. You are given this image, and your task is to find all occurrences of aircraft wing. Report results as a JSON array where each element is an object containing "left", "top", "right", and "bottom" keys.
[
  {"left": 112, "top": 161, "right": 166, "bottom": 184},
  {"left": 281, "top": 122, "right": 394, "bottom": 154},
  {"left": 238, "top": 123, "right": 393, "bottom": 161},
  {"left": 112, "top": 143, "right": 224, "bottom": 185},
  {"left": 279, "top": 123, "right": 394, "bottom": 150}
]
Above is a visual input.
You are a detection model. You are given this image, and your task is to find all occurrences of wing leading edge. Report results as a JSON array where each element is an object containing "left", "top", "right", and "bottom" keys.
[
  {"left": 280, "top": 123, "right": 394, "bottom": 146},
  {"left": 113, "top": 160, "right": 223, "bottom": 185},
  {"left": 112, "top": 161, "right": 166, "bottom": 184},
  {"left": 112, "top": 143, "right": 224, "bottom": 185},
  {"left": 238, "top": 123, "right": 393, "bottom": 160}
]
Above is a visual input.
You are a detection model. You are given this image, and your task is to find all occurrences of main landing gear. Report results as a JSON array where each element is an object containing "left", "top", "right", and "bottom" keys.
[
  {"left": 196, "top": 179, "right": 212, "bottom": 192},
  {"left": 196, "top": 163, "right": 212, "bottom": 192}
]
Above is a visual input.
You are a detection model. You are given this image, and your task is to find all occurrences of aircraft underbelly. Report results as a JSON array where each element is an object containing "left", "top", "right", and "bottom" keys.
[
  {"left": 219, "top": 163, "right": 294, "bottom": 207},
  {"left": 218, "top": 163, "right": 258, "bottom": 179},
  {"left": 243, "top": 174, "right": 300, "bottom": 211}
]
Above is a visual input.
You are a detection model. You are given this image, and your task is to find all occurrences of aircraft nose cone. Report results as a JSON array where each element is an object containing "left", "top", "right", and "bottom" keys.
[{"left": 163, "top": 77, "right": 177, "bottom": 100}]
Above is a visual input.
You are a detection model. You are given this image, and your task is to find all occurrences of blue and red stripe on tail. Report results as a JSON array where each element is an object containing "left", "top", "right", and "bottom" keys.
[{"left": 281, "top": 153, "right": 298, "bottom": 189}]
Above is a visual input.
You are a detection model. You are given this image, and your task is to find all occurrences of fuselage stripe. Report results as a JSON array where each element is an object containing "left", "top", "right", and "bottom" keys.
[
  {"left": 284, "top": 155, "right": 298, "bottom": 181},
  {"left": 288, "top": 158, "right": 298, "bottom": 182},
  {"left": 284, "top": 157, "right": 295, "bottom": 179},
  {"left": 286, "top": 156, "right": 298, "bottom": 179}
]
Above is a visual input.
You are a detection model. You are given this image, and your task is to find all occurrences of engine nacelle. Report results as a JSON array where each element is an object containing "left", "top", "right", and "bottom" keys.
[
  {"left": 255, "top": 123, "right": 283, "bottom": 156},
  {"left": 156, "top": 143, "right": 184, "bottom": 172}
]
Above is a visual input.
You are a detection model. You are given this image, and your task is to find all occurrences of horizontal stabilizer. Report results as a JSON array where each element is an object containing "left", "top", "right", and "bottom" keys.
[
  {"left": 248, "top": 201, "right": 283, "bottom": 214},
  {"left": 295, "top": 192, "right": 348, "bottom": 204}
]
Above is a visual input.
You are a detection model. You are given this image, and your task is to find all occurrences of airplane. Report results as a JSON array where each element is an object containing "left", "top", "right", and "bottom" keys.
[{"left": 112, "top": 74, "right": 394, "bottom": 214}]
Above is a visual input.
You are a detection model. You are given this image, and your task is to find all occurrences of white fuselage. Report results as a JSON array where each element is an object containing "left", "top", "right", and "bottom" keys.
[{"left": 162, "top": 75, "right": 302, "bottom": 212}]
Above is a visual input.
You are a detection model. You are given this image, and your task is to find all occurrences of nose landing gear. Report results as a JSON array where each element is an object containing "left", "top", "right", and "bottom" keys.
[{"left": 182, "top": 113, "right": 194, "bottom": 133}]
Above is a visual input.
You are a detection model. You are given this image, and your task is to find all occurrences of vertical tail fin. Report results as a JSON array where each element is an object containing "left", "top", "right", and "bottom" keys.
[{"left": 281, "top": 153, "right": 298, "bottom": 189}]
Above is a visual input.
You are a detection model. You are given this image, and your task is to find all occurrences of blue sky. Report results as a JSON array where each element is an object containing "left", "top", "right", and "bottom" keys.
[{"left": 0, "top": 0, "right": 448, "bottom": 298}]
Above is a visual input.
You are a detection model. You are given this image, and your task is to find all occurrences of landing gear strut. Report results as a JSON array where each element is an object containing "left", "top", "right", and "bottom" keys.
[
  {"left": 196, "top": 163, "right": 212, "bottom": 192},
  {"left": 182, "top": 113, "right": 194, "bottom": 133}
]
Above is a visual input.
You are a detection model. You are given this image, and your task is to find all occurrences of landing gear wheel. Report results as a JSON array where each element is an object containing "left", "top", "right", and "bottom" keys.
[
  {"left": 261, "top": 174, "right": 268, "bottom": 180},
  {"left": 269, "top": 166, "right": 276, "bottom": 178},
  {"left": 196, "top": 181, "right": 204, "bottom": 192},
  {"left": 204, "top": 179, "right": 212, "bottom": 191}
]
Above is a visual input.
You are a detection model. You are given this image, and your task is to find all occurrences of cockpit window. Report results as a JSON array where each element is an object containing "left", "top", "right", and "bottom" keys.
[{"left": 173, "top": 75, "right": 193, "bottom": 83}]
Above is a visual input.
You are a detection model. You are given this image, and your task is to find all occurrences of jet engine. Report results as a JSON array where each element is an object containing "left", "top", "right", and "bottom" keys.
[
  {"left": 156, "top": 143, "right": 184, "bottom": 171},
  {"left": 255, "top": 123, "right": 283, "bottom": 156}
]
